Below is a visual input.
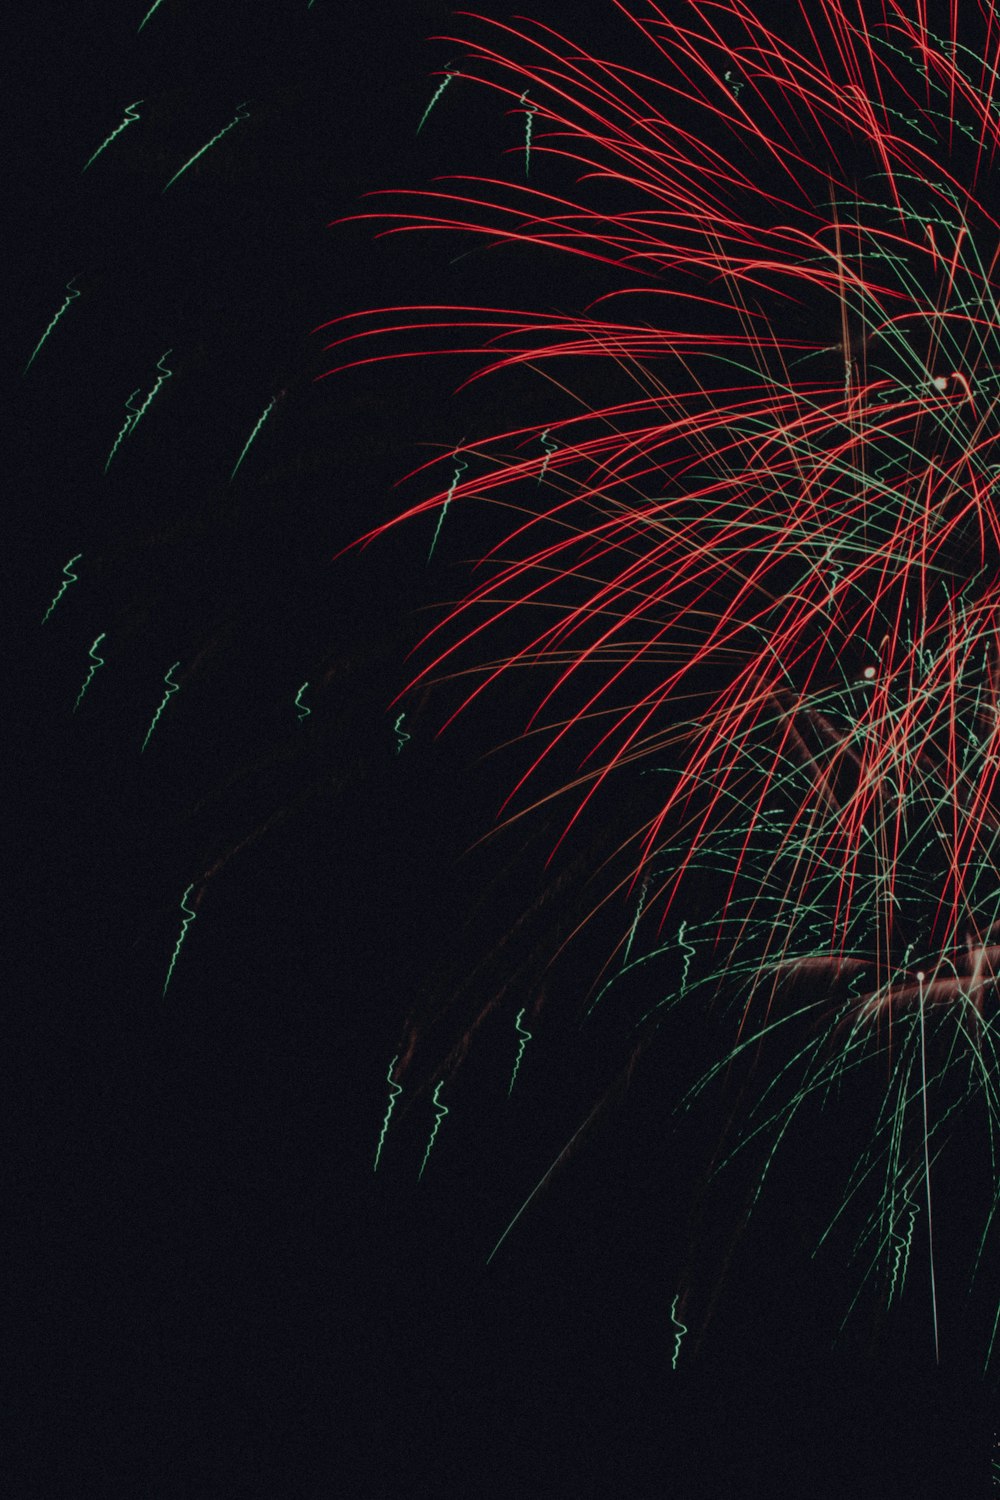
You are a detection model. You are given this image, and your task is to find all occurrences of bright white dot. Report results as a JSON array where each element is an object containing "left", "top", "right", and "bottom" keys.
[
  {"left": 917, "top": 971, "right": 925, "bottom": 981},
  {"left": 862, "top": 666, "right": 876, "bottom": 680},
  {"left": 932, "top": 375, "right": 948, "bottom": 391}
]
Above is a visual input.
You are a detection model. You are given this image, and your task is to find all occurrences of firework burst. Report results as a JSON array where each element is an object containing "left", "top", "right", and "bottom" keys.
[{"left": 325, "top": 1, "right": 1000, "bottom": 1367}]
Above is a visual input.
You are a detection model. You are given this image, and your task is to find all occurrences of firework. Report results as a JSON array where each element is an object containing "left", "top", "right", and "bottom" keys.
[{"left": 325, "top": 1, "right": 1000, "bottom": 1368}]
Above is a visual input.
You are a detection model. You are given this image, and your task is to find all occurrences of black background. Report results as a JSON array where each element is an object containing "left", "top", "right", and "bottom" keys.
[{"left": 8, "top": 1, "right": 996, "bottom": 1493}]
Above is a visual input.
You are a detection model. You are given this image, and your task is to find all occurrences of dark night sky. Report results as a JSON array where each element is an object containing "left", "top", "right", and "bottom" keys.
[{"left": 7, "top": 1, "right": 996, "bottom": 1493}]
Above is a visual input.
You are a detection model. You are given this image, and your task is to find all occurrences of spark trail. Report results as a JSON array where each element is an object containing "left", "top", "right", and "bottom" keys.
[
  {"left": 393, "top": 713, "right": 410, "bottom": 753},
  {"left": 73, "top": 633, "right": 106, "bottom": 712},
  {"left": 427, "top": 451, "right": 465, "bottom": 562},
  {"left": 417, "top": 69, "right": 457, "bottom": 133},
  {"left": 418, "top": 1082, "right": 448, "bottom": 1179},
  {"left": 24, "top": 279, "right": 80, "bottom": 374},
  {"left": 141, "top": 661, "right": 181, "bottom": 751},
  {"left": 137, "top": 0, "right": 167, "bottom": 31},
  {"left": 295, "top": 682, "right": 311, "bottom": 722},
  {"left": 42, "top": 554, "right": 82, "bottom": 624},
  {"left": 163, "top": 104, "right": 249, "bottom": 193},
  {"left": 519, "top": 91, "right": 536, "bottom": 177},
  {"left": 669, "top": 1296, "right": 687, "bottom": 1371},
  {"left": 104, "top": 351, "right": 172, "bottom": 472},
  {"left": 162, "top": 884, "right": 198, "bottom": 998},
  {"left": 536, "top": 428, "right": 558, "bottom": 483},
  {"left": 128, "top": 349, "right": 173, "bottom": 437},
  {"left": 230, "top": 395, "right": 277, "bottom": 482},
  {"left": 83, "top": 99, "right": 143, "bottom": 171},
  {"left": 507, "top": 1008, "right": 532, "bottom": 1095},
  {"left": 104, "top": 388, "right": 142, "bottom": 473},
  {"left": 373, "top": 1056, "right": 402, "bottom": 1172}
]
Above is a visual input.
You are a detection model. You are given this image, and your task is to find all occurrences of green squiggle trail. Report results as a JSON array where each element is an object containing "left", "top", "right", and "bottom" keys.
[
  {"left": 374, "top": 1056, "right": 402, "bottom": 1172},
  {"left": 670, "top": 1296, "right": 687, "bottom": 1370},
  {"left": 163, "top": 883, "right": 198, "bottom": 997},
  {"left": 25, "top": 278, "right": 81, "bottom": 374},
  {"left": 508, "top": 1008, "right": 532, "bottom": 1095},
  {"left": 418, "top": 1082, "right": 448, "bottom": 1178},
  {"left": 141, "top": 660, "right": 181, "bottom": 751},
  {"left": 42, "top": 553, "right": 82, "bottom": 624},
  {"left": 418, "top": 71, "right": 456, "bottom": 133},
  {"left": 73, "top": 632, "right": 107, "bottom": 711},
  {"left": 83, "top": 99, "right": 143, "bottom": 171}
]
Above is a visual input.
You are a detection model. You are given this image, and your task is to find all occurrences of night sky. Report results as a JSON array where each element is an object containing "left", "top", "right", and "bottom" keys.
[{"left": 9, "top": 2, "right": 996, "bottom": 1493}]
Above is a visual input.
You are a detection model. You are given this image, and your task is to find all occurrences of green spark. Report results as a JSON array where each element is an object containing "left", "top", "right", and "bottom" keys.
[
  {"left": 163, "top": 103, "right": 249, "bottom": 192},
  {"left": 137, "top": 0, "right": 167, "bottom": 31},
  {"left": 537, "top": 428, "right": 558, "bottom": 483},
  {"left": 295, "top": 682, "right": 311, "bottom": 723},
  {"left": 230, "top": 394, "right": 277, "bottom": 482},
  {"left": 418, "top": 1082, "right": 448, "bottom": 1179},
  {"left": 508, "top": 1008, "right": 532, "bottom": 1095},
  {"left": 104, "top": 387, "right": 143, "bottom": 473},
  {"left": 888, "top": 1197, "right": 918, "bottom": 1305},
  {"left": 73, "top": 632, "right": 107, "bottom": 712},
  {"left": 83, "top": 99, "right": 143, "bottom": 171},
  {"left": 373, "top": 1055, "right": 402, "bottom": 1172},
  {"left": 428, "top": 451, "right": 466, "bottom": 561},
  {"left": 417, "top": 71, "right": 456, "bottom": 133},
  {"left": 621, "top": 879, "right": 649, "bottom": 969},
  {"left": 669, "top": 1296, "right": 687, "bottom": 1370},
  {"left": 520, "top": 91, "right": 537, "bottom": 177},
  {"left": 677, "top": 921, "right": 695, "bottom": 998},
  {"left": 24, "top": 278, "right": 81, "bottom": 374},
  {"left": 104, "top": 351, "right": 172, "bottom": 473},
  {"left": 141, "top": 660, "right": 181, "bottom": 751},
  {"left": 128, "top": 349, "right": 173, "bottom": 437},
  {"left": 42, "top": 553, "right": 82, "bottom": 624},
  {"left": 162, "top": 882, "right": 198, "bottom": 997},
  {"left": 393, "top": 712, "right": 410, "bottom": 753}
]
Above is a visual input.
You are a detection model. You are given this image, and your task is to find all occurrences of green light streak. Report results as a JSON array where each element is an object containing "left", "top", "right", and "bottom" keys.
[
  {"left": 536, "top": 428, "right": 559, "bottom": 484},
  {"left": 669, "top": 1296, "right": 687, "bottom": 1370},
  {"left": 162, "top": 883, "right": 197, "bottom": 998},
  {"left": 417, "top": 71, "right": 456, "bottom": 133},
  {"left": 508, "top": 1008, "right": 532, "bottom": 1095},
  {"left": 73, "top": 632, "right": 106, "bottom": 712},
  {"left": 104, "top": 387, "right": 142, "bottom": 473},
  {"left": 418, "top": 1082, "right": 449, "bottom": 1179},
  {"left": 141, "top": 660, "right": 181, "bottom": 751},
  {"left": 137, "top": 0, "right": 167, "bottom": 31},
  {"left": 104, "top": 351, "right": 172, "bottom": 473},
  {"left": 163, "top": 103, "right": 249, "bottom": 192},
  {"left": 127, "top": 349, "right": 172, "bottom": 437},
  {"left": 42, "top": 553, "right": 82, "bottom": 624},
  {"left": 677, "top": 920, "right": 695, "bottom": 998},
  {"left": 373, "top": 1056, "right": 402, "bottom": 1172},
  {"left": 428, "top": 451, "right": 465, "bottom": 561},
  {"left": 230, "top": 395, "right": 276, "bottom": 482},
  {"left": 620, "top": 878, "right": 648, "bottom": 970},
  {"left": 519, "top": 91, "right": 536, "bottom": 177},
  {"left": 887, "top": 1196, "right": 918, "bottom": 1306},
  {"left": 295, "top": 682, "right": 311, "bottom": 723},
  {"left": 393, "top": 712, "right": 410, "bottom": 753},
  {"left": 24, "top": 278, "right": 80, "bottom": 374},
  {"left": 83, "top": 99, "right": 143, "bottom": 171}
]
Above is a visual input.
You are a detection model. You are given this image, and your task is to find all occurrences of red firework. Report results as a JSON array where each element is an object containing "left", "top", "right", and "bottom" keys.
[{"left": 328, "top": 2, "right": 1000, "bottom": 1363}]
